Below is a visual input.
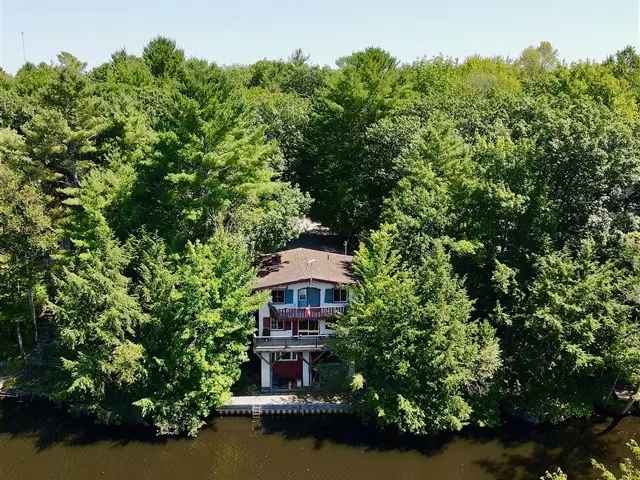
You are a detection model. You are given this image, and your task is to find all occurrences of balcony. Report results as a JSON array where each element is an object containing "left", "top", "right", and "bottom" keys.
[
  {"left": 271, "top": 305, "right": 346, "bottom": 320},
  {"left": 254, "top": 335, "right": 332, "bottom": 352}
]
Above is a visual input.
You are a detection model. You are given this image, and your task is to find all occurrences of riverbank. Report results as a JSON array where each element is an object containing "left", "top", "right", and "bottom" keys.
[
  {"left": 0, "top": 383, "right": 351, "bottom": 416},
  {"left": 0, "top": 398, "right": 636, "bottom": 480}
]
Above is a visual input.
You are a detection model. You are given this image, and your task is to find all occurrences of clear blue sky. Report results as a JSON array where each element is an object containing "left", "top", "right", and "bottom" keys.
[{"left": 1, "top": 0, "right": 638, "bottom": 73}]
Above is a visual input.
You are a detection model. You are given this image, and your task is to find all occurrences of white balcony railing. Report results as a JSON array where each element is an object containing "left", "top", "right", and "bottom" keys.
[{"left": 253, "top": 334, "right": 332, "bottom": 351}]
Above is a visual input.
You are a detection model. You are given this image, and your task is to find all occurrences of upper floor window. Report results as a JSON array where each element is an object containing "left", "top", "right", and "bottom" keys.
[
  {"left": 325, "top": 287, "right": 348, "bottom": 303},
  {"left": 271, "top": 289, "right": 285, "bottom": 304},
  {"left": 271, "top": 288, "right": 293, "bottom": 304},
  {"left": 270, "top": 317, "right": 284, "bottom": 330},
  {"left": 333, "top": 288, "right": 348, "bottom": 303}
]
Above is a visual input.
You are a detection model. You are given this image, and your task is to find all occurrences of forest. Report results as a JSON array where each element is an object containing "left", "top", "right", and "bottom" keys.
[{"left": 1, "top": 37, "right": 640, "bottom": 438}]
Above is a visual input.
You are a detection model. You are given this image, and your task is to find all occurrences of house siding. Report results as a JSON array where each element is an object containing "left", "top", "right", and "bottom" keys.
[
  {"left": 254, "top": 277, "right": 350, "bottom": 390},
  {"left": 257, "top": 280, "right": 347, "bottom": 335},
  {"left": 272, "top": 353, "right": 303, "bottom": 382}
]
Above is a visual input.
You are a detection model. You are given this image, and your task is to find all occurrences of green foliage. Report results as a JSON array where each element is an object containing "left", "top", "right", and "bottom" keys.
[
  {"left": 382, "top": 118, "right": 481, "bottom": 262},
  {"left": 334, "top": 227, "right": 500, "bottom": 434},
  {"left": 50, "top": 166, "right": 149, "bottom": 422},
  {"left": 500, "top": 238, "right": 640, "bottom": 422},
  {"left": 132, "top": 231, "right": 267, "bottom": 435},
  {"left": 246, "top": 51, "right": 326, "bottom": 98},
  {"left": 592, "top": 440, "right": 640, "bottom": 480},
  {"left": 121, "top": 70, "right": 310, "bottom": 251},
  {"left": 543, "top": 439, "right": 640, "bottom": 480},
  {"left": 142, "top": 37, "right": 185, "bottom": 79},
  {"left": 541, "top": 469, "right": 568, "bottom": 480},
  {"left": 314, "top": 362, "right": 351, "bottom": 393},
  {"left": 3, "top": 37, "right": 640, "bottom": 438},
  {"left": 300, "top": 47, "right": 414, "bottom": 235},
  {"left": 461, "top": 55, "right": 522, "bottom": 94},
  {"left": 0, "top": 157, "right": 55, "bottom": 358},
  {"left": 51, "top": 164, "right": 266, "bottom": 433},
  {"left": 518, "top": 41, "right": 561, "bottom": 76},
  {"left": 244, "top": 87, "right": 312, "bottom": 179},
  {"left": 1, "top": 37, "right": 307, "bottom": 434}
]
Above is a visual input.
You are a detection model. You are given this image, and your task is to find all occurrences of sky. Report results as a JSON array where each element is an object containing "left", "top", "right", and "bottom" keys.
[{"left": 1, "top": 0, "right": 638, "bottom": 74}]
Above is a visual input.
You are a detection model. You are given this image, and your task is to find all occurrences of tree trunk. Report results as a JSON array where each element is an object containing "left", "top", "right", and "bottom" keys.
[
  {"left": 621, "top": 384, "right": 640, "bottom": 416},
  {"left": 28, "top": 287, "right": 38, "bottom": 345},
  {"left": 15, "top": 320, "right": 25, "bottom": 361},
  {"left": 605, "top": 374, "right": 620, "bottom": 403}
]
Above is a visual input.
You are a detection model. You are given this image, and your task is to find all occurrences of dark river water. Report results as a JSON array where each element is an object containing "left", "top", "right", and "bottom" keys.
[{"left": 1, "top": 399, "right": 638, "bottom": 480}]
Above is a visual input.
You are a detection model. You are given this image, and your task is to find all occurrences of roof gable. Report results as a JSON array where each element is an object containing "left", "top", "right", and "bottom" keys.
[{"left": 255, "top": 247, "right": 354, "bottom": 290}]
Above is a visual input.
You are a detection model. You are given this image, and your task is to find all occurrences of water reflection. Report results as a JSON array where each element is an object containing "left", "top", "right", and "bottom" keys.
[
  {"left": 0, "top": 399, "right": 165, "bottom": 450},
  {"left": 0, "top": 399, "right": 633, "bottom": 480},
  {"left": 260, "top": 414, "right": 622, "bottom": 479}
]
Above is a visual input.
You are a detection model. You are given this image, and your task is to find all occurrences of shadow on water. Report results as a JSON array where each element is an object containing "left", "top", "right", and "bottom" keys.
[
  {"left": 471, "top": 417, "right": 621, "bottom": 480},
  {"left": 0, "top": 398, "right": 167, "bottom": 451},
  {"left": 260, "top": 413, "right": 629, "bottom": 480},
  {"left": 597, "top": 415, "right": 625, "bottom": 436},
  {"left": 261, "top": 414, "right": 453, "bottom": 455},
  {"left": 0, "top": 398, "right": 634, "bottom": 480}
]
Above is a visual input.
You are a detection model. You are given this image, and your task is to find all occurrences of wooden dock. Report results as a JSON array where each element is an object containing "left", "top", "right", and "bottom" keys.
[
  {"left": 0, "top": 375, "right": 43, "bottom": 401},
  {"left": 0, "top": 377, "right": 12, "bottom": 399},
  {"left": 217, "top": 394, "right": 351, "bottom": 416}
]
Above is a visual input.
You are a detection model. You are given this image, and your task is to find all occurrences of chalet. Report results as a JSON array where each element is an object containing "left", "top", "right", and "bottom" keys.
[{"left": 253, "top": 247, "right": 354, "bottom": 390}]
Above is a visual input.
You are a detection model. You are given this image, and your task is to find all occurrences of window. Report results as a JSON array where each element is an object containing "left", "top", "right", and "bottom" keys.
[
  {"left": 298, "top": 288, "right": 307, "bottom": 306},
  {"left": 299, "top": 318, "right": 319, "bottom": 335},
  {"left": 333, "top": 288, "right": 348, "bottom": 303},
  {"left": 271, "top": 289, "right": 285, "bottom": 304},
  {"left": 270, "top": 317, "right": 284, "bottom": 330},
  {"left": 275, "top": 351, "right": 296, "bottom": 361}
]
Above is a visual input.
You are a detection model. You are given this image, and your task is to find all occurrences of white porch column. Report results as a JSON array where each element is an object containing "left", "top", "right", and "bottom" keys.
[
  {"left": 260, "top": 353, "right": 272, "bottom": 389},
  {"left": 302, "top": 351, "right": 311, "bottom": 387}
]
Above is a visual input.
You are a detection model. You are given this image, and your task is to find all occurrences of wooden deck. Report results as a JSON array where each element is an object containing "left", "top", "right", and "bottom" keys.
[{"left": 217, "top": 394, "right": 351, "bottom": 416}]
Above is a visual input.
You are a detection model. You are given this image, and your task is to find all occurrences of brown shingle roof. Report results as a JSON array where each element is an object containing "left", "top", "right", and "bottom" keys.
[{"left": 255, "top": 248, "right": 354, "bottom": 290}]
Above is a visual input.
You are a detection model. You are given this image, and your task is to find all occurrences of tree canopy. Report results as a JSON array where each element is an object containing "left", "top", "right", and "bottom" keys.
[
  {"left": 2, "top": 37, "right": 640, "bottom": 436},
  {"left": 334, "top": 227, "right": 500, "bottom": 434}
]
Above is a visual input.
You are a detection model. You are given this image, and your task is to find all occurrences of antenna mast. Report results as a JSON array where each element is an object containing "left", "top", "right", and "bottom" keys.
[{"left": 21, "top": 32, "right": 26, "bottom": 63}]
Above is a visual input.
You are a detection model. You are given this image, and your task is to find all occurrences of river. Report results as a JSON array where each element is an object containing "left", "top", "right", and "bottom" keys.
[{"left": 0, "top": 399, "right": 638, "bottom": 480}]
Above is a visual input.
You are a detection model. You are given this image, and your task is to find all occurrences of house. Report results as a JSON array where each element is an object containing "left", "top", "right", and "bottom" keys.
[{"left": 253, "top": 247, "right": 354, "bottom": 390}]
